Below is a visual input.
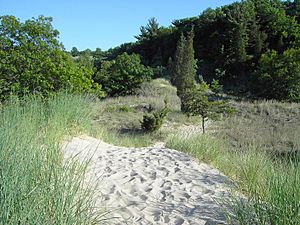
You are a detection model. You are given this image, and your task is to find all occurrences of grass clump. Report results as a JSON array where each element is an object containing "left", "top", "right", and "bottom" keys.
[
  {"left": 0, "top": 93, "right": 101, "bottom": 225},
  {"left": 167, "top": 134, "right": 300, "bottom": 224}
]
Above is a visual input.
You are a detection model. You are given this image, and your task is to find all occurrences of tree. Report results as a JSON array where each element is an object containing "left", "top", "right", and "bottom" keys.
[
  {"left": 96, "top": 53, "right": 153, "bottom": 96},
  {"left": 71, "top": 47, "right": 79, "bottom": 57},
  {"left": 170, "top": 30, "right": 196, "bottom": 97},
  {"left": 254, "top": 48, "right": 300, "bottom": 101},
  {"left": 135, "top": 17, "right": 160, "bottom": 41},
  {"left": 82, "top": 48, "right": 92, "bottom": 55},
  {"left": 93, "top": 47, "right": 103, "bottom": 60},
  {"left": 0, "top": 15, "right": 104, "bottom": 99},
  {"left": 210, "top": 79, "right": 223, "bottom": 94},
  {"left": 181, "top": 88, "right": 233, "bottom": 134}
]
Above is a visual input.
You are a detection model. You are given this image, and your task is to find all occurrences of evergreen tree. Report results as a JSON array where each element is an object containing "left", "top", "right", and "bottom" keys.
[
  {"left": 181, "top": 88, "right": 234, "bottom": 134},
  {"left": 135, "top": 17, "right": 160, "bottom": 41},
  {"left": 170, "top": 30, "right": 196, "bottom": 97}
]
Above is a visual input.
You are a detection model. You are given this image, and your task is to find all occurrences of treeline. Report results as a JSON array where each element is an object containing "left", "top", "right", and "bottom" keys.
[
  {"left": 1, "top": 0, "right": 300, "bottom": 101},
  {"left": 82, "top": 0, "right": 300, "bottom": 101}
]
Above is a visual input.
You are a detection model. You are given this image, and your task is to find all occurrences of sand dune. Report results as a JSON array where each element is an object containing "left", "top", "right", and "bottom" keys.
[{"left": 63, "top": 136, "right": 235, "bottom": 225}]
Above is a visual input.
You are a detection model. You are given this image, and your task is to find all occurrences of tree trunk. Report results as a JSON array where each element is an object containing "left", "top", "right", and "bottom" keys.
[{"left": 202, "top": 116, "right": 205, "bottom": 134}]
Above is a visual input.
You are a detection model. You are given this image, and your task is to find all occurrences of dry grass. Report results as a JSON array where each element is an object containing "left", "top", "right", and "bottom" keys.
[
  {"left": 168, "top": 99, "right": 300, "bottom": 224},
  {"left": 90, "top": 79, "right": 199, "bottom": 147},
  {"left": 215, "top": 100, "right": 300, "bottom": 157}
]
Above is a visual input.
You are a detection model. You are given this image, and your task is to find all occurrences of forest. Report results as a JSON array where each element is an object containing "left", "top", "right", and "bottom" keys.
[
  {"left": 70, "top": 0, "right": 300, "bottom": 101},
  {"left": 1, "top": 0, "right": 300, "bottom": 101}
]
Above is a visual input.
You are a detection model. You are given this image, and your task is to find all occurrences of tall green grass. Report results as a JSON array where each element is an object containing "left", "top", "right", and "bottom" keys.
[{"left": 0, "top": 93, "right": 101, "bottom": 224}]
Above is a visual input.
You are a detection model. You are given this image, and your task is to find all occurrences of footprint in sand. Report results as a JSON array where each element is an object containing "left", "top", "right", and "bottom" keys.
[{"left": 63, "top": 137, "right": 236, "bottom": 225}]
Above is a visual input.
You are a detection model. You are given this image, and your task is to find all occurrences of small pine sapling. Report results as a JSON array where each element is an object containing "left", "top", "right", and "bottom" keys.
[
  {"left": 181, "top": 88, "right": 234, "bottom": 134},
  {"left": 210, "top": 79, "right": 223, "bottom": 95},
  {"left": 141, "top": 99, "right": 169, "bottom": 133}
]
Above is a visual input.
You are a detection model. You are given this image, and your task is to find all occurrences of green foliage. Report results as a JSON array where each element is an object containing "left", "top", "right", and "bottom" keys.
[
  {"left": 101, "top": 0, "right": 300, "bottom": 100},
  {"left": 96, "top": 52, "right": 153, "bottom": 96},
  {"left": 255, "top": 48, "right": 300, "bottom": 101},
  {"left": 135, "top": 17, "right": 160, "bottom": 41},
  {"left": 0, "top": 93, "right": 103, "bottom": 224},
  {"left": 198, "top": 80, "right": 210, "bottom": 92},
  {"left": 141, "top": 100, "right": 169, "bottom": 133},
  {"left": 170, "top": 30, "right": 196, "bottom": 97},
  {"left": 0, "top": 15, "right": 104, "bottom": 99},
  {"left": 210, "top": 79, "right": 223, "bottom": 94},
  {"left": 71, "top": 47, "right": 80, "bottom": 57}
]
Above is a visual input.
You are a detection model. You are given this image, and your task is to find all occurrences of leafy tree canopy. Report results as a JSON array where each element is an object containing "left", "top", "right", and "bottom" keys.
[
  {"left": 0, "top": 15, "right": 104, "bottom": 99},
  {"left": 98, "top": 0, "right": 300, "bottom": 101},
  {"left": 254, "top": 47, "right": 300, "bottom": 101},
  {"left": 96, "top": 53, "right": 153, "bottom": 96}
]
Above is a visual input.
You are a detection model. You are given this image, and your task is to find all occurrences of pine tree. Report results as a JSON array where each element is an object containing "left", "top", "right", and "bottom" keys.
[
  {"left": 170, "top": 30, "right": 196, "bottom": 97},
  {"left": 135, "top": 17, "right": 160, "bottom": 41},
  {"left": 170, "top": 33, "right": 185, "bottom": 89},
  {"left": 184, "top": 29, "right": 197, "bottom": 88},
  {"left": 181, "top": 88, "right": 234, "bottom": 134}
]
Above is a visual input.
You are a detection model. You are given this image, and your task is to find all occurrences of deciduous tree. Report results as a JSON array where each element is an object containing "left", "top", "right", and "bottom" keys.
[{"left": 0, "top": 15, "right": 104, "bottom": 99}]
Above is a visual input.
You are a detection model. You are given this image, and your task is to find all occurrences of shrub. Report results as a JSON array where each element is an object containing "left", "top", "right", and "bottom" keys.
[
  {"left": 96, "top": 53, "right": 153, "bottom": 96},
  {"left": 254, "top": 48, "right": 300, "bottom": 101},
  {"left": 210, "top": 79, "right": 223, "bottom": 94},
  {"left": 141, "top": 100, "right": 169, "bottom": 132}
]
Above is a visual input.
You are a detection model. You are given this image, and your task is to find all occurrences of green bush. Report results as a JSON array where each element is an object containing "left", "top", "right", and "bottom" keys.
[
  {"left": 210, "top": 79, "right": 223, "bottom": 94},
  {"left": 141, "top": 100, "right": 169, "bottom": 132},
  {"left": 254, "top": 48, "right": 300, "bottom": 101},
  {"left": 96, "top": 53, "right": 153, "bottom": 96}
]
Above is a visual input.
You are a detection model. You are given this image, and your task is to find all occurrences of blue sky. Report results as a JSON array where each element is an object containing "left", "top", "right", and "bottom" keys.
[{"left": 0, "top": 0, "right": 237, "bottom": 51}]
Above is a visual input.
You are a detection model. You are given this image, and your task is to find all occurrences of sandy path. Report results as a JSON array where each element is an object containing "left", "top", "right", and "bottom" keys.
[{"left": 63, "top": 136, "right": 234, "bottom": 225}]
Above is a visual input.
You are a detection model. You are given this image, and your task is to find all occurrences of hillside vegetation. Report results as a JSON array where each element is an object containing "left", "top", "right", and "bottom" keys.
[{"left": 72, "top": 0, "right": 300, "bottom": 101}]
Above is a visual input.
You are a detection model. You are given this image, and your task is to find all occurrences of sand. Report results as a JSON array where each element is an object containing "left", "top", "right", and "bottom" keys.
[{"left": 63, "top": 136, "right": 234, "bottom": 225}]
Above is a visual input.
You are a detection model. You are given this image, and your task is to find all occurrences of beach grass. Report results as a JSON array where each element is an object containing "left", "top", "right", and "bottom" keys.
[
  {"left": 0, "top": 93, "right": 103, "bottom": 225},
  {"left": 166, "top": 100, "right": 300, "bottom": 224}
]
